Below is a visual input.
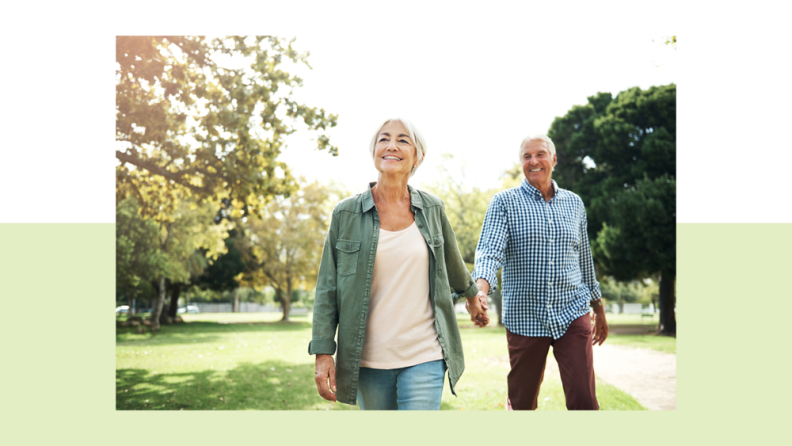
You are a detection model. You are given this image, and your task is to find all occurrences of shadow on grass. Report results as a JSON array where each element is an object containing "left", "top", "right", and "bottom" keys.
[
  {"left": 116, "top": 359, "right": 356, "bottom": 411},
  {"left": 116, "top": 321, "right": 313, "bottom": 346}
]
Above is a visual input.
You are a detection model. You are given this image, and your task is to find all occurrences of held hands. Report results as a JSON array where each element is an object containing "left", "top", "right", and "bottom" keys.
[
  {"left": 314, "top": 354, "right": 337, "bottom": 402},
  {"left": 465, "top": 292, "right": 490, "bottom": 328}
]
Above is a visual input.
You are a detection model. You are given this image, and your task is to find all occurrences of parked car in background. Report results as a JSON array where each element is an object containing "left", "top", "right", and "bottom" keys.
[
  {"left": 177, "top": 305, "right": 200, "bottom": 314},
  {"left": 116, "top": 305, "right": 129, "bottom": 314}
]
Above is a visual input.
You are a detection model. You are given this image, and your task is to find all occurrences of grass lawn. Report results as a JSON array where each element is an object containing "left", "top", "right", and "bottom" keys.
[
  {"left": 117, "top": 312, "right": 647, "bottom": 410},
  {"left": 604, "top": 313, "right": 660, "bottom": 326},
  {"left": 605, "top": 335, "right": 676, "bottom": 354}
]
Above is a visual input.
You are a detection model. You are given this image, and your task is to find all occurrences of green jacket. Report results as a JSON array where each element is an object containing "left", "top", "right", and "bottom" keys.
[{"left": 308, "top": 183, "right": 479, "bottom": 405}]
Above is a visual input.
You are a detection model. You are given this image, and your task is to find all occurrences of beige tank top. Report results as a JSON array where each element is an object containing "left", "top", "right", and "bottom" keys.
[{"left": 359, "top": 222, "right": 444, "bottom": 369}]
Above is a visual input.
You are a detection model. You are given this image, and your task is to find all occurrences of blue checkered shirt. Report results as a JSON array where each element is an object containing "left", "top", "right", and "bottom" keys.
[{"left": 473, "top": 179, "right": 601, "bottom": 339}]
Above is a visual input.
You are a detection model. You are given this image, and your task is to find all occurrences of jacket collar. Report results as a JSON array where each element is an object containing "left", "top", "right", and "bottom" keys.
[{"left": 362, "top": 182, "right": 423, "bottom": 212}]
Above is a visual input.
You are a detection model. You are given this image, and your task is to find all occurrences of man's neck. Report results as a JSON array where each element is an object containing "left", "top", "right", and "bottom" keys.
[{"left": 527, "top": 179, "right": 555, "bottom": 202}]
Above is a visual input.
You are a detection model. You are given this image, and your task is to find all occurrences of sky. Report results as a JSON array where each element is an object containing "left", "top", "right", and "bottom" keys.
[
  {"left": 276, "top": 28, "right": 679, "bottom": 193},
  {"left": 2, "top": 1, "right": 790, "bottom": 223}
]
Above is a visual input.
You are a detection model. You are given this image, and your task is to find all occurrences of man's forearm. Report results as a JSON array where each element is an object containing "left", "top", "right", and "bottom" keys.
[{"left": 476, "top": 278, "right": 490, "bottom": 295}]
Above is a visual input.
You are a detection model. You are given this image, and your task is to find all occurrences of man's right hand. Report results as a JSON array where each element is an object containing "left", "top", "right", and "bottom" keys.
[{"left": 314, "top": 354, "right": 337, "bottom": 402}]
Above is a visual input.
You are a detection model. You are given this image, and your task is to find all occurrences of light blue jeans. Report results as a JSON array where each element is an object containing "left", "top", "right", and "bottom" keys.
[{"left": 357, "top": 359, "right": 446, "bottom": 410}]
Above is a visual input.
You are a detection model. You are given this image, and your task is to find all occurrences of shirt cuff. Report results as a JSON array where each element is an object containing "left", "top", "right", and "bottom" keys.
[
  {"left": 308, "top": 339, "right": 337, "bottom": 355},
  {"left": 472, "top": 273, "right": 497, "bottom": 295},
  {"left": 460, "top": 281, "right": 479, "bottom": 299}
]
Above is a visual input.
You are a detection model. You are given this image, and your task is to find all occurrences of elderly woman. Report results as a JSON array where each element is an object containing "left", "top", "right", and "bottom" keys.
[{"left": 309, "top": 117, "right": 489, "bottom": 410}]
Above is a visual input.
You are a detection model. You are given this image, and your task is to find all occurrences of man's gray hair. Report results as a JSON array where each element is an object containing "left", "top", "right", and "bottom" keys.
[
  {"left": 369, "top": 117, "right": 427, "bottom": 177},
  {"left": 519, "top": 134, "right": 556, "bottom": 160}
]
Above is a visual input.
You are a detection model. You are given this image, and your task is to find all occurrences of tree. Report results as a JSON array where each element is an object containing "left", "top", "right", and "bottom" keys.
[
  {"left": 116, "top": 36, "right": 338, "bottom": 221},
  {"left": 548, "top": 84, "right": 676, "bottom": 334},
  {"left": 424, "top": 154, "right": 493, "bottom": 264},
  {"left": 242, "top": 179, "right": 340, "bottom": 321},
  {"left": 116, "top": 36, "right": 339, "bottom": 324},
  {"left": 165, "top": 250, "right": 210, "bottom": 319},
  {"left": 116, "top": 196, "right": 169, "bottom": 315},
  {"left": 194, "top": 229, "right": 247, "bottom": 313},
  {"left": 595, "top": 174, "right": 676, "bottom": 333},
  {"left": 147, "top": 198, "right": 229, "bottom": 331}
]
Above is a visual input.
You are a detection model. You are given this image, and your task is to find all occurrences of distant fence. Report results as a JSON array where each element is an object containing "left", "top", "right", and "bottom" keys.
[
  {"left": 608, "top": 303, "right": 656, "bottom": 314},
  {"left": 192, "top": 302, "right": 308, "bottom": 314}
]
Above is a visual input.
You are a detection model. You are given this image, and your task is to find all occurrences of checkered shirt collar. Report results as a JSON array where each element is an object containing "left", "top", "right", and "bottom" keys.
[{"left": 520, "top": 178, "right": 560, "bottom": 200}]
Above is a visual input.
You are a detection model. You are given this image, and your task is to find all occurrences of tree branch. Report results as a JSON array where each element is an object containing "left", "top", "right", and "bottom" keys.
[{"left": 116, "top": 150, "right": 213, "bottom": 196}]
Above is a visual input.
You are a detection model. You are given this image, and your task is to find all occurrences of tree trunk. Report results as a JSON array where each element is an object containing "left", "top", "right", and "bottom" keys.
[
  {"left": 127, "top": 295, "right": 134, "bottom": 317},
  {"left": 233, "top": 288, "right": 240, "bottom": 313},
  {"left": 151, "top": 277, "right": 166, "bottom": 332},
  {"left": 167, "top": 283, "right": 182, "bottom": 319},
  {"left": 657, "top": 269, "right": 676, "bottom": 335},
  {"left": 278, "top": 287, "right": 290, "bottom": 322}
]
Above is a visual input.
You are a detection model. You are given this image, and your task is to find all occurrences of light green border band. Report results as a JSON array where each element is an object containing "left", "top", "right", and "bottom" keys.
[{"left": 2, "top": 223, "right": 789, "bottom": 445}]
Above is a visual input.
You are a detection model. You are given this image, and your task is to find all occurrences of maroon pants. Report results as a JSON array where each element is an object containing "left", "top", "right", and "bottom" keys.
[{"left": 506, "top": 314, "right": 598, "bottom": 410}]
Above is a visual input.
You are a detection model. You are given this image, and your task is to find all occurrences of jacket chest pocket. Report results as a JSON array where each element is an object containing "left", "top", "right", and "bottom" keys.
[{"left": 336, "top": 240, "right": 361, "bottom": 277}]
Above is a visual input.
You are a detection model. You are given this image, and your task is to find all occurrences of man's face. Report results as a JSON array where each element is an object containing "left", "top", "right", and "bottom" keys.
[{"left": 521, "top": 140, "right": 557, "bottom": 188}]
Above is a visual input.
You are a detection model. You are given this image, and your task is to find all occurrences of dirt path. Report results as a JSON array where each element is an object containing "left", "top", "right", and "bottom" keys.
[{"left": 590, "top": 344, "right": 676, "bottom": 410}]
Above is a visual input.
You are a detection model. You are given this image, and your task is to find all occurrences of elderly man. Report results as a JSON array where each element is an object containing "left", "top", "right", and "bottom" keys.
[{"left": 472, "top": 134, "right": 608, "bottom": 410}]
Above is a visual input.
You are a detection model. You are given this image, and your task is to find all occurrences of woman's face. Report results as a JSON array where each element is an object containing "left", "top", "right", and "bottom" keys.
[{"left": 373, "top": 120, "right": 418, "bottom": 178}]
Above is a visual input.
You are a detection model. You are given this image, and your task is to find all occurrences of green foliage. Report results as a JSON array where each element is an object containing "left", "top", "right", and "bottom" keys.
[
  {"left": 548, "top": 84, "right": 676, "bottom": 238},
  {"left": 195, "top": 229, "right": 247, "bottom": 293},
  {"left": 599, "top": 277, "right": 643, "bottom": 304},
  {"left": 241, "top": 178, "right": 344, "bottom": 319},
  {"left": 549, "top": 84, "right": 676, "bottom": 332},
  {"left": 116, "top": 196, "right": 168, "bottom": 295},
  {"left": 595, "top": 174, "right": 676, "bottom": 279},
  {"left": 184, "top": 287, "right": 225, "bottom": 303},
  {"left": 423, "top": 154, "right": 498, "bottom": 265},
  {"left": 116, "top": 36, "right": 338, "bottom": 221}
]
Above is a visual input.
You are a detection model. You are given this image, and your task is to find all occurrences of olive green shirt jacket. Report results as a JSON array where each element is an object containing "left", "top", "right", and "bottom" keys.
[{"left": 308, "top": 183, "right": 479, "bottom": 405}]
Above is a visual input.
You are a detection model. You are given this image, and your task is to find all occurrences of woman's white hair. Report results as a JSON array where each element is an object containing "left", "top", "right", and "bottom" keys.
[
  {"left": 519, "top": 134, "right": 556, "bottom": 160},
  {"left": 369, "top": 117, "right": 427, "bottom": 177}
]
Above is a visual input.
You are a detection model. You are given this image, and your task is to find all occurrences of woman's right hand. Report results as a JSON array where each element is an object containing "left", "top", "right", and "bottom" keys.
[{"left": 314, "top": 354, "right": 337, "bottom": 402}]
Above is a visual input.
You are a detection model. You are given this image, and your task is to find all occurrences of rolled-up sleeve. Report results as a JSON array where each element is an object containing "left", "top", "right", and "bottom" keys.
[
  {"left": 472, "top": 194, "right": 508, "bottom": 293},
  {"left": 578, "top": 201, "right": 602, "bottom": 300},
  {"left": 308, "top": 208, "right": 340, "bottom": 355},
  {"left": 440, "top": 202, "right": 478, "bottom": 302}
]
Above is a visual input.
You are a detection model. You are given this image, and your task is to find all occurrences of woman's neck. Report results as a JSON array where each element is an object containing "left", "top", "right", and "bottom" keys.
[{"left": 373, "top": 173, "right": 410, "bottom": 204}]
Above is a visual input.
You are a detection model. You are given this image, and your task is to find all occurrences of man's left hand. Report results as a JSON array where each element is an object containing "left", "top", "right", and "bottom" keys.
[{"left": 591, "top": 309, "right": 609, "bottom": 346}]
